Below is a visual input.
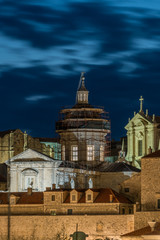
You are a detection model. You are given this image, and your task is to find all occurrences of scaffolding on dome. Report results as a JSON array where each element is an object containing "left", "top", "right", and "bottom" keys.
[{"left": 55, "top": 104, "right": 111, "bottom": 168}]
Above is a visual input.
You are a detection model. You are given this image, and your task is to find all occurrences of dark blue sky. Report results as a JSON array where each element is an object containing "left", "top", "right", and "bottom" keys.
[{"left": 0, "top": 0, "right": 160, "bottom": 140}]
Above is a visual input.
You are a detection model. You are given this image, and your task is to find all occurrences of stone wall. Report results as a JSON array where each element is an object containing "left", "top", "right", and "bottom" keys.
[
  {"left": 0, "top": 205, "right": 43, "bottom": 215},
  {"left": 100, "top": 172, "right": 136, "bottom": 192},
  {"left": 119, "top": 173, "right": 141, "bottom": 202},
  {"left": 141, "top": 157, "right": 160, "bottom": 211},
  {"left": 134, "top": 211, "right": 160, "bottom": 230},
  {"left": 0, "top": 215, "right": 134, "bottom": 240}
]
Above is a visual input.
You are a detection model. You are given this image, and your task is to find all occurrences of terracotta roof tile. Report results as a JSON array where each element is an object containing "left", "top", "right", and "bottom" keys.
[
  {"left": 63, "top": 188, "right": 132, "bottom": 204},
  {"left": 122, "top": 223, "right": 160, "bottom": 237},
  {"left": 0, "top": 192, "right": 43, "bottom": 204}
]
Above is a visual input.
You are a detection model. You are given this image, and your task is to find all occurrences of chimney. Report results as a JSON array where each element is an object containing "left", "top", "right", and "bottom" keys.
[
  {"left": 27, "top": 187, "right": 32, "bottom": 196},
  {"left": 146, "top": 109, "right": 148, "bottom": 117},
  {"left": 52, "top": 184, "right": 56, "bottom": 190},
  {"left": 148, "top": 220, "right": 156, "bottom": 232},
  {"left": 46, "top": 187, "right": 51, "bottom": 191},
  {"left": 148, "top": 146, "right": 152, "bottom": 154},
  {"left": 109, "top": 194, "right": 113, "bottom": 203}
]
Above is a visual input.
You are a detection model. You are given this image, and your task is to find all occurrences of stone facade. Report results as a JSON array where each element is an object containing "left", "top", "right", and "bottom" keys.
[
  {"left": 0, "top": 129, "right": 54, "bottom": 163},
  {"left": 141, "top": 152, "right": 160, "bottom": 211},
  {"left": 119, "top": 173, "right": 141, "bottom": 203},
  {"left": 7, "top": 149, "right": 62, "bottom": 192}
]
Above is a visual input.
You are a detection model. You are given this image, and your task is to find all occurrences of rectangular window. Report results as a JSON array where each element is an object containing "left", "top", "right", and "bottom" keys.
[
  {"left": 129, "top": 208, "right": 132, "bottom": 214},
  {"left": 138, "top": 140, "right": 142, "bottom": 156},
  {"left": 87, "top": 145, "right": 94, "bottom": 161},
  {"left": 25, "top": 177, "right": 35, "bottom": 190},
  {"left": 62, "top": 145, "right": 65, "bottom": 161},
  {"left": 157, "top": 199, "right": 160, "bottom": 209},
  {"left": 71, "top": 146, "right": 78, "bottom": 161},
  {"left": 122, "top": 208, "right": 125, "bottom": 215},
  {"left": 124, "top": 188, "right": 129, "bottom": 193},
  {"left": 100, "top": 145, "right": 104, "bottom": 161},
  {"left": 67, "top": 209, "right": 72, "bottom": 215},
  {"left": 87, "top": 194, "right": 91, "bottom": 201},
  {"left": 72, "top": 195, "right": 76, "bottom": 201},
  {"left": 52, "top": 195, "right": 55, "bottom": 201}
]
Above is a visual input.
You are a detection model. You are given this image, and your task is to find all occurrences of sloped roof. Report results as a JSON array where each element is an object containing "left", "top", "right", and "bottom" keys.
[
  {"left": 97, "top": 162, "right": 140, "bottom": 172},
  {"left": 142, "top": 150, "right": 160, "bottom": 158},
  {"left": 0, "top": 192, "right": 43, "bottom": 204},
  {"left": 121, "top": 222, "right": 160, "bottom": 237},
  {"left": 7, "top": 148, "right": 58, "bottom": 164},
  {"left": 63, "top": 188, "right": 132, "bottom": 204}
]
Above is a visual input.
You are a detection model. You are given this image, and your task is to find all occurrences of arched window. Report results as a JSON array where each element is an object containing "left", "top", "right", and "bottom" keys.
[
  {"left": 88, "top": 178, "right": 93, "bottom": 188},
  {"left": 21, "top": 168, "right": 38, "bottom": 190}
]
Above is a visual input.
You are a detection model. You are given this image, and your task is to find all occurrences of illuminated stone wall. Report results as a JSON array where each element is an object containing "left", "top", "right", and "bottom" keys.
[
  {"left": 141, "top": 156, "right": 160, "bottom": 211},
  {"left": 0, "top": 129, "right": 54, "bottom": 163},
  {"left": 119, "top": 173, "right": 141, "bottom": 203},
  {"left": 0, "top": 215, "right": 134, "bottom": 240}
]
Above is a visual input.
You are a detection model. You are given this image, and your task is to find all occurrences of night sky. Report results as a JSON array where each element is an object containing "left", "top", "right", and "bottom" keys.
[{"left": 0, "top": 0, "right": 160, "bottom": 140}]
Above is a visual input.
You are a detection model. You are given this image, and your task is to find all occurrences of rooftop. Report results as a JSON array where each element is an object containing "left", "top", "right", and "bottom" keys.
[
  {"left": 122, "top": 222, "right": 160, "bottom": 237},
  {"left": 142, "top": 150, "right": 160, "bottom": 158}
]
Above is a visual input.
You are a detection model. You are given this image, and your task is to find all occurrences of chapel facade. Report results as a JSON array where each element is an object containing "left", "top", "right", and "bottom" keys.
[{"left": 125, "top": 96, "right": 160, "bottom": 168}]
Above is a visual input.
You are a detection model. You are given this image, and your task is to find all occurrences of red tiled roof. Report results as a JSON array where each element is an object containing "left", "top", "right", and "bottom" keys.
[
  {"left": 0, "top": 192, "right": 43, "bottom": 204},
  {"left": 122, "top": 223, "right": 160, "bottom": 237},
  {"left": 63, "top": 188, "right": 132, "bottom": 204}
]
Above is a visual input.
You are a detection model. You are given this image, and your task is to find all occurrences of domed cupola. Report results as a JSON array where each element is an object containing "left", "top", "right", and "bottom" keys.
[{"left": 76, "top": 72, "right": 89, "bottom": 104}]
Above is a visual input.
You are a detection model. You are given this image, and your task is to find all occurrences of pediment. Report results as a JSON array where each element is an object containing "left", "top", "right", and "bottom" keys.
[
  {"left": 6, "top": 149, "right": 56, "bottom": 164},
  {"left": 125, "top": 112, "right": 152, "bottom": 129}
]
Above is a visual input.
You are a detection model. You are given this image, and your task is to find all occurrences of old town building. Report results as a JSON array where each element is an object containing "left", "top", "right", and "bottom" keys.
[
  {"left": 125, "top": 96, "right": 160, "bottom": 168},
  {"left": 0, "top": 129, "right": 55, "bottom": 163},
  {"left": 0, "top": 187, "right": 134, "bottom": 240},
  {"left": 7, "top": 148, "right": 139, "bottom": 192}
]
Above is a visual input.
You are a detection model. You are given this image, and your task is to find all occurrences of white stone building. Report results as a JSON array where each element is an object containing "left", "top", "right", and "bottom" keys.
[{"left": 6, "top": 149, "right": 62, "bottom": 192}]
